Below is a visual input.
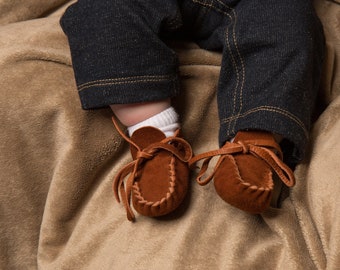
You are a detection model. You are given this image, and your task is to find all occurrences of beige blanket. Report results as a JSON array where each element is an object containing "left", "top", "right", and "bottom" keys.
[{"left": 0, "top": 1, "right": 339, "bottom": 269}]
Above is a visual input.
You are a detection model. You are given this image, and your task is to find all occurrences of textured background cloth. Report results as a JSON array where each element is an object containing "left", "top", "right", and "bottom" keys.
[{"left": 0, "top": 0, "right": 339, "bottom": 269}]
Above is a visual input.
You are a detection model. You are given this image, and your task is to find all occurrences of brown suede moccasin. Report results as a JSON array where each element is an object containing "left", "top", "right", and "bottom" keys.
[
  {"left": 189, "top": 131, "right": 295, "bottom": 214},
  {"left": 112, "top": 117, "right": 193, "bottom": 221}
]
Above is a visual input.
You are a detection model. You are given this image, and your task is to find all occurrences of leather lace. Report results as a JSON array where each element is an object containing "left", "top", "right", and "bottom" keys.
[
  {"left": 112, "top": 117, "right": 193, "bottom": 221},
  {"left": 189, "top": 140, "right": 295, "bottom": 188}
]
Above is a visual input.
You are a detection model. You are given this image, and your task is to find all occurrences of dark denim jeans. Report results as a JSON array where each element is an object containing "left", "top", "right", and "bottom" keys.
[{"left": 60, "top": 0, "right": 324, "bottom": 164}]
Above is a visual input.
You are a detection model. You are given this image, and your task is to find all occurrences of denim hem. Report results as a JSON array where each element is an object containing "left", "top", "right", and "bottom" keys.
[
  {"left": 78, "top": 75, "right": 180, "bottom": 109},
  {"left": 219, "top": 106, "right": 309, "bottom": 163}
]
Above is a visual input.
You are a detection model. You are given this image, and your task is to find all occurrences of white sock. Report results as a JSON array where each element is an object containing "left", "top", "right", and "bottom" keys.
[{"left": 127, "top": 107, "right": 180, "bottom": 137}]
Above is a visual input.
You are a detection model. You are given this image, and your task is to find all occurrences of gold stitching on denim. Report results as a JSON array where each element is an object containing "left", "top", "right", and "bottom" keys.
[
  {"left": 78, "top": 75, "right": 175, "bottom": 92},
  {"left": 215, "top": 0, "right": 246, "bottom": 134},
  {"left": 191, "top": 0, "right": 230, "bottom": 15},
  {"left": 224, "top": 22, "right": 240, "bottom": 135},
  {"left": 78, "top": 75, "right": 173, "bottom": 87},
  {"left": 221, "top": 106, "right": 308, "bottom": 137},
  {"left": 191, "top": 0, "right": 246, "bottom": 135}
]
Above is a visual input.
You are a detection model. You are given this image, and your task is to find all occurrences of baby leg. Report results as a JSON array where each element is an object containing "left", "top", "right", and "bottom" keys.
[{"left": 60, "top": 0, "right": 192, "bottom": 221}]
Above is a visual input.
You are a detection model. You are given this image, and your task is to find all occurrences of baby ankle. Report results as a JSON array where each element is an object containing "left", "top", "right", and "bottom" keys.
[{"left": 127, "top": 107, "right": 180, "bottom": 137}]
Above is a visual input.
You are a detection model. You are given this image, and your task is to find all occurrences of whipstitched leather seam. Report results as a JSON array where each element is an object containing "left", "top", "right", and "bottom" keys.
[
  {"left": 221, "top": 106, "right": 309, "bottom": 138},
  {"left": 78, "top": 75, "right": 175, "bottom": 92}
]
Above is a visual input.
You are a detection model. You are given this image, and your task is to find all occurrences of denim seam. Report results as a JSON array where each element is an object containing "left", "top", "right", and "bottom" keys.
[
  {"left": 191, "top": 0, "right": 245, "bottom": 135},
  {"left": 213, "top": 0, "right": 246, "bottom": 135},
  {"left": 221, "top": 105, "right": 309, "bottom": 138},
  {"left": 78, "top": 75, "right": 176, "bottom": 92}
]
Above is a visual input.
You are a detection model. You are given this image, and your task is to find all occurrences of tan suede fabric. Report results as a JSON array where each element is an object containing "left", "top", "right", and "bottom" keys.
[
  {"left": 0, "top": 1, "right": 339, "bottom": 269},
  {"left": 115, "top": 125, "right": 192, "bottom": 220},
  {"left": 212, "top": 131, "right": 280, "bottom": 214}
]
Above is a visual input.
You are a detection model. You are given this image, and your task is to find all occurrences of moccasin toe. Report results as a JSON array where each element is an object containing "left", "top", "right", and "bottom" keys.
[
  {"left": 214, "top": 154, "right": 274, "bottom": 214},
  {"left": 112, "top": 117, "right": 193, "bottom": 221},
  {"left": 190, "top": 130, "right": 295, "bottom": 215},
  {"left": 131, "top": 146, "right": 190, "bottom": 217}
]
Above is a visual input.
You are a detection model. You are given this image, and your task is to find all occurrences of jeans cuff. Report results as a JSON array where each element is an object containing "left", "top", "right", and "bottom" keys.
[
  {"left": 78, "top": 74, "right": 180, "bottom": 109},
  {"left": 219, "top": 107, "right": 309, "bottom": 164}
]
